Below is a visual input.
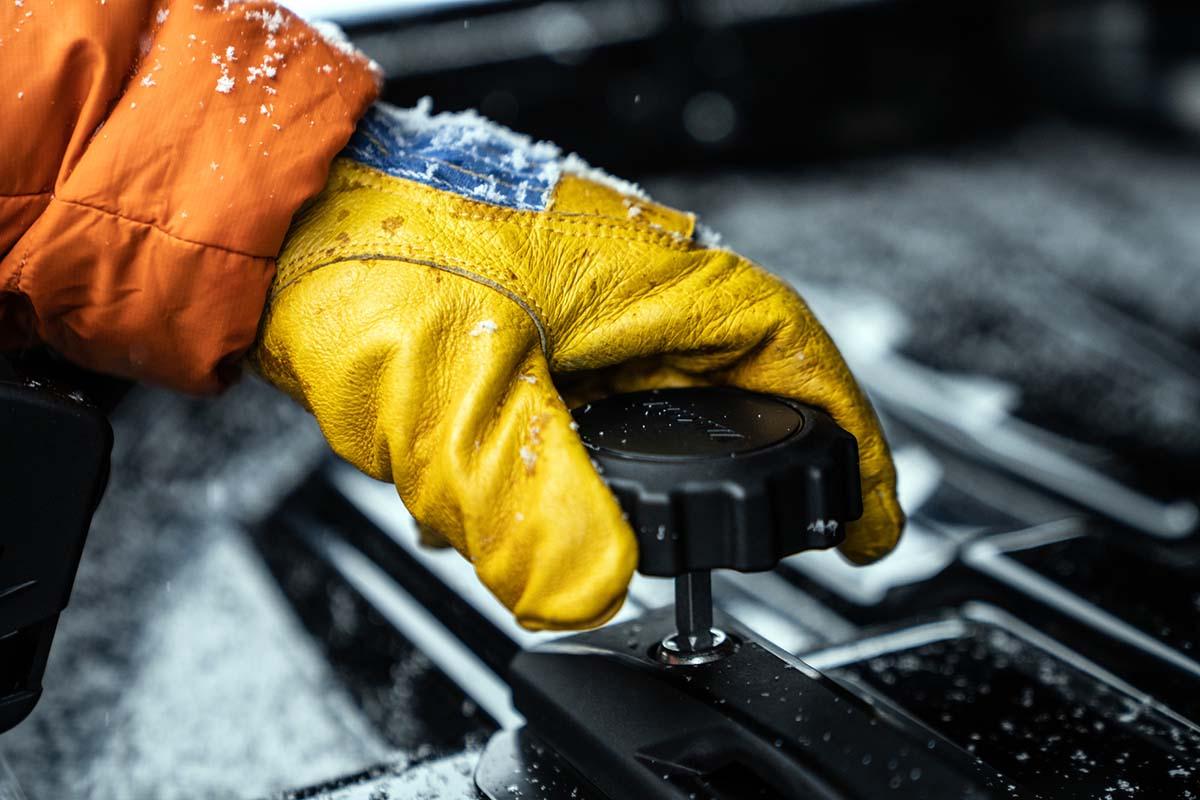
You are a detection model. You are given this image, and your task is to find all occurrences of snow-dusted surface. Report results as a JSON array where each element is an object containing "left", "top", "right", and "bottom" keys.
[{"left": 0, "top": 378, "right": 392, "bottom": 800}]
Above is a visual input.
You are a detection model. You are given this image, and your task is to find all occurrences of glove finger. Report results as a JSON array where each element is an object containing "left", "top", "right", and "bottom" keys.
[
  {"left": 255, "top": 258, "right": 636, "bottom": 629},
  {"left": 712, "top": 272, "right": 904, "bottom": 562},
  {"left": 435, "top": 346, "right": 638, "bottom": 630}
]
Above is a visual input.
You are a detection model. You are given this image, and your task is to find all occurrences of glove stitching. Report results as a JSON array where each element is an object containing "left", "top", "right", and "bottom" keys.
[
  {"left": 278, "top": 234, "right": 554, "bottom": 347},
  {"left": 449, "top": 208, "right": 694, "bottom": 251},
  {"left": 272, "top": 253, "right": 551, "bottom": 361}
]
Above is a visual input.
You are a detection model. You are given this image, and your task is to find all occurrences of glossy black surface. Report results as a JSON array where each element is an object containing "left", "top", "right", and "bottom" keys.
[
  {"left": 507, "top": 607, "right": 1003, "bottom": 800},
  {"left": 819, "top": 609, "right": 1200, "bottom": 799},
  {"left": 1008, "top": 535, "right": 1200, "bottom": 659},
  {"left": 575, "top": 388, "right": 860, "bottom": 576},
  {"left": 573, "top": 387, "right": 804, "bottom": 458}
]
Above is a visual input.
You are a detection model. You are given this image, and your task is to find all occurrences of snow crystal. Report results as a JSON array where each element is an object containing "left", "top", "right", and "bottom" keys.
[
  {"left": 209, "top": 162, "right": 219, "bottom": 171},
  {"left": 224, "top": 45, "right": 236, "bottom": 61},
  {"left": 16, "top": 91, "right": 22, "bottom": 99},
  {"left": 519, "top": 446, "right": 537, "bottom": 471},
  {"left": 468, "top": 320, "right": 498, "bottom": 337},
  {"left": 259, "top": 103, "right": 271, "bottom": 116},
  {"left": 140, "top": 75, "right": 156, "bottom": 87},
  {"left": 471, "top": 181, "right": 506, "bottom": 204},
  {"left": 237, "top": 114, "right": 247, "bottom": 124},
  {"left": 695, "top": 221, "right": 725, "bottom": 249},
  {"left": 214, "top": 75, "right": 234, "bottom": 93},
  {"left": 155, "top": 7, "right": 169, "bottom": 24},
  {"left": 518, "top": 375, "right": 537, "bottom": 384},
  {"left": 242, "top": 8, "right": 286, "bottom": 35},
  {"left": 14, "top": 0, "right": 23, "bottom": 7}
]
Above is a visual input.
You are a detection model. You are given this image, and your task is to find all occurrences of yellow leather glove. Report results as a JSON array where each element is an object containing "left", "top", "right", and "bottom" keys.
[{"left": 250, "top": 102, "right": 903, "bottom": 630}]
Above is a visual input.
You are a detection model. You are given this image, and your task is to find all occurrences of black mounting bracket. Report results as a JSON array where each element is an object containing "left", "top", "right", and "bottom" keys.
[{"left": 477, "top": 607, "right": 1006, "bottom": 800}]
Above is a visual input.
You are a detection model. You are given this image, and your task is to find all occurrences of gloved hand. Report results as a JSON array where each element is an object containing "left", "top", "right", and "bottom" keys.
[{"left": 250, "top": 102, "right": 903, "bottom": 630}]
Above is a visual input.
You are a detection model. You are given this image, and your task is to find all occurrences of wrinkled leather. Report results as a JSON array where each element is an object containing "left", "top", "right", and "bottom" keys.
[{"left": 250, "top": 158, "right": 904, "bottom": 630}]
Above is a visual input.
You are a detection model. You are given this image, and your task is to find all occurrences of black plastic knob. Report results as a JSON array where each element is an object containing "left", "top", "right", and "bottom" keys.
[{"left": 572, "top": 387, "right": 862, "bottom": 577}]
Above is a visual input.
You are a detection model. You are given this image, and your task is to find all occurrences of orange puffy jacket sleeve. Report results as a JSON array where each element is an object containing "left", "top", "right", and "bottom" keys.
[{"left": 0, "top": 0, "right": 379, "bottom": 392}]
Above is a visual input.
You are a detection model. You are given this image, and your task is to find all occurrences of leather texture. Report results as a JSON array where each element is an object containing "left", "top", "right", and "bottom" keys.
[{"left": 251, "top": 153, "right": 903, "bottom": 630}]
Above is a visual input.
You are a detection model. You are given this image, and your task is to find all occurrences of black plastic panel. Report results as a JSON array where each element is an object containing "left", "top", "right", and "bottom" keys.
[{"left": 818, "top": 608, "right": 1200, "bottom": 799}]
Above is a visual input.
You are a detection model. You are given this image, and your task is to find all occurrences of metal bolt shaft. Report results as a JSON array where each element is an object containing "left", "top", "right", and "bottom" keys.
[{"left": 674, "top": 570, "right": 714, "bottom": 652}]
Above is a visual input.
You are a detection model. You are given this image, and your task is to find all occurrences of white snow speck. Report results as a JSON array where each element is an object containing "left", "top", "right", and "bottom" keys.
[
  {"left": 155, "top": 7, "right": 169, "bottom": 24},
  {"left": 14, "top": 0, "right": 23, "bottom": 7},
  {"left": 626, "top": 204, "right": 642, "bottom": 219},
  {"left": 215, "top": 75, "right": 234, "bottom": 93},
  {"left": 519, "top": 447, "right": 537, "bottom": 471},
  {"left": 518, "top": 375, "right": 537, "bottom": 384},
  {"left": 259, "top": 103, "right": 271, "bottom": 116},
  {"left": 514, "top": 512, "right": 524, "bottom": 522},
  {"left": 129, "top": 101, "right": 137, "bottom": 108},
  {"left": 140, "top": 75, "right": 156, "bottom": 87},
  {"left": 319, "top": 64, "right": 333, "bottom": 74},
  {"left": 16, "top": 91, "right": 22, "bottom": 99},
  {"left": 237, "top": 114, "right": 247, "bottom": 124},
  {"left": 470, "top": 181, "right": 505, "bottom": 203},
  {"left": 225, "top": 45, "right": 236, "bottom": 61},
  {"left": 695, "top": 221, "right": 724, "bottom": 248},
  {"left": 469, "top": 319, "right": 498, "bottom": 337},
  {"left": 209, "top": 161, "right": 219, "bottom": 171}
]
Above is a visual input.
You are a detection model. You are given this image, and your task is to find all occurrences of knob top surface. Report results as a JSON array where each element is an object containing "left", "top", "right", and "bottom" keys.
[
  {"left": 571, "top": 387, "right": 863, "bottom": 576},
  {"left": 572, "top": 387, "right": 803, "bottom": 459}
]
